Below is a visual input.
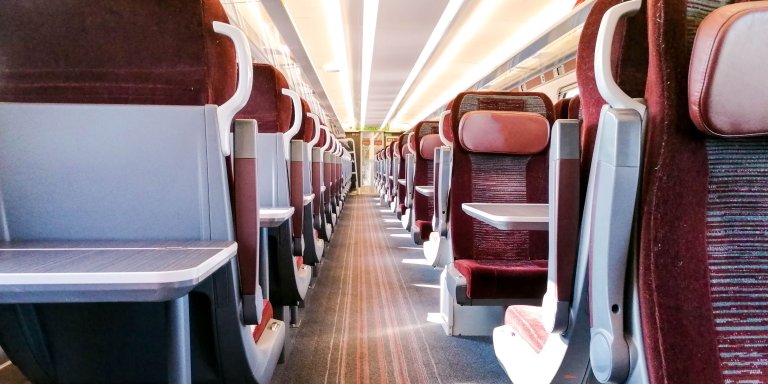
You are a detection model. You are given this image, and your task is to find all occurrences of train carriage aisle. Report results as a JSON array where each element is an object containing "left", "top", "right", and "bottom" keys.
[{"left": 272, "top": 190, "right": 505, "bottom": 383}]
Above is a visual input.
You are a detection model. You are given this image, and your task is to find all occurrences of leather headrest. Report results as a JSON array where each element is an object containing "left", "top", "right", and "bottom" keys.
[
  {"left": 441, "top": 99, "right": 455, "bottom": 144},
  {"left": 689, "top": 2, "right": 768, "bottom": 137},
  {"left": 237, "top": 64, "right": 293, "bottom": 134},
  {"left": 459, "top": 111, "right": 550, "bottom": 155},
  {"left": 420, "top": 134, "right": 442, "bottom": 160}
]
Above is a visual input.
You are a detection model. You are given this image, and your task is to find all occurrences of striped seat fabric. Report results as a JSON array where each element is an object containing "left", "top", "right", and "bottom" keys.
[{"left": 639, "top": 1, "right": 768, "bottom": 383}]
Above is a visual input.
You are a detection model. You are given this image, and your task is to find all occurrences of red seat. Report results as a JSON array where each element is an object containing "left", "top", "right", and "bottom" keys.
[
  {"left": 633, "top": 1, "right": 768, "bottom": 383},
  {"left": 447, "top": 92, "right": 554, "bottom": 305},
  {"left": 411, "top": 121, "right": 440, "bottom": 244}
]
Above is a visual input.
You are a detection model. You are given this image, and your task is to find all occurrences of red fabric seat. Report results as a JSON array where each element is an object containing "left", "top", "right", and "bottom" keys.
[
  {"left": 448, "top": 92, "right": 554, "bottom": 302},
  {"left": 454, "top": 259, "right": 548, "bottom": 300},
  {"left": 411, "top": 121, "right": 440, "bottom": 243},
  {"left": 637, "top": 1, "right": 768, "bottom": 383}
]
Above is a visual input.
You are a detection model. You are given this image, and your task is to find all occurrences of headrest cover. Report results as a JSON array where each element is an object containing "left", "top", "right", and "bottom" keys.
[
  {"left": 237, "top": 64, "right": 293, "bottom": 134},
  {"left": 420, "top": 134, "right": 443, "bottom": 160},
  {"left": 0, "top": 0, "right": 235, "bottom": 106},
  {"left": 689, "top": 2, "right": 768, "bottom": 137},
  {"left": 459, "top": 111, "right": 550, "bottom": 155}
]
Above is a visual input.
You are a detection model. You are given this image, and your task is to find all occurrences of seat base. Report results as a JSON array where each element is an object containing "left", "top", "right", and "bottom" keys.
[
  {"left": 439, "top": 269, "right": 504, "bottom": 336},
  {"left": 423, "top": 231, "right": 452, "bottom": 267},
  {"left": 250, "top": 318, "right": 286, "bottom": 384},
  {"left": 447, "top": 261, "right": 546, "bottom": 306},
  {"left": 401, "top": 208, "right": 411, "bottom": 230}
]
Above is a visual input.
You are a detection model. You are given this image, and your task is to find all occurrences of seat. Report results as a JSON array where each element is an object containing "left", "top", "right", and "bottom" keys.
[
  {"left": 396, "top": 132, "right": 413, "bottom": 222},
  {"left": 410, "top": 121, "right": 440, "bottom": 244},
  {"left": 312, "top": 124, "right": 334, "bottom": 241},
  {"left": 401, "top": 132, "right": 418, "bottom": 230},
  {"left": 445, "top": 92, "right": 555, "bottom": 306},
  {"left": 587, "top": 1, "right": 768, "bottom": 383},
  {"left": 0, "top": 1, "right": 284, "bottom": 382},
  {"left": 491, "top": 1, "right": 649, "bottom": 381},
  {"left": 295, "top": 99, "right": 325, "bottom": 269},
  {"left": 236, "top": 63, "right": 311, "bottom": 326},
  {"left": 423, "top": 103, "right": 456, "bottom": 267},
  {"left": 552, "top": 97, "right": 572, "bottom": 120}
]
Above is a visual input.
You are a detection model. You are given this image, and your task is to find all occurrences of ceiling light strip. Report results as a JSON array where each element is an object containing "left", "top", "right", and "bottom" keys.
[
  {"left": 360, "top": 0, "right": 380, "bottom": 129},
  {"left": 395, "top": 0, "right": 579, "bottom": 128},
  {"left": 380, "top": 0, "right": 465, "bottom": 129},
  {"left": 325, "top": 0, "right": 356, "bottom": 129}
]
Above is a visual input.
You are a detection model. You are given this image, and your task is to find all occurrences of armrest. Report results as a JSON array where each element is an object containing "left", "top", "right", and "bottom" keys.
[
  {"left": 415, "top": 186, "right": 435, "bottom": 197},
  {"left": 233, "top": 119, "right": 264, "bottom": 325},
  {"left": 303, "top": 194, "right": 315, "bottom": 206},
  {"left": 541, "top": 119, "right": 581, "bottom": 334},
  {"left": 436, "top": 147, "right": 452, "bottom": 236},
  {"left": 588, "top": 107, "right": 644, "bottom": 383},
  {"left": 398, "top": 179, "right": 406, "bottom": 186},
  {"left": 259, "top": 207, "right": 295, "bottom": 228},
  {"left": 462, "top": 203, "right": 548, "bottom": 231}
]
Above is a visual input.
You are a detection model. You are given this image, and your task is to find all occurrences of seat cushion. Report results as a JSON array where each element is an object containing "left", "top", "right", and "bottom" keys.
[
  {"left": 504, "top": 305, "right": 548, "bottom": 353},
  {"left": 414, "top": 220, "right": 432, "bottom": 241},
  {"left": 454, "top": 259, "right": 548, "bottom": 300}
]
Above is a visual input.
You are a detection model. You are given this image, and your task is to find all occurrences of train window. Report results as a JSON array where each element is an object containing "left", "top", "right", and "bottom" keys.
[{"left": 558, "top": 84, "right": 580, "bottom": 99}]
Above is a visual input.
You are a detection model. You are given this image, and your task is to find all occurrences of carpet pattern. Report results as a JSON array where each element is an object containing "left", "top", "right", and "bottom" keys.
[{"left": 273, "top": 193, "right": 507, "bottom": 384}]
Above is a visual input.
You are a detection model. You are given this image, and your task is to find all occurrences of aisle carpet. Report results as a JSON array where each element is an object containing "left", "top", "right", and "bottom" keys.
[{"left": 273, "top": 193, "right": 507, "bottom": 384}]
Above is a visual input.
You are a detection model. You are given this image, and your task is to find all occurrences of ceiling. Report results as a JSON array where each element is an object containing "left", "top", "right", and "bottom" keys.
[{"left": 263, "top": 0, "right": 585, "bottom": 132}]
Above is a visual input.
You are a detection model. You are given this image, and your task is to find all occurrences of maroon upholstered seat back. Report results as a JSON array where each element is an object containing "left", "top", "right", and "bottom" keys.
[
  {"left": 553, "top": 98, "right": 572, "bottom": 120},
  {"left": 397, "top": 133, "right": 410, "bottom": 212},
  {"left": 567, "top": 95, "right": 582, "bottom": 120},
  {"left": 236, "top": 64, "right": 293, "bottom": 134},
  {"left": 448, "top": 92, "right": 554, "bottom": 263},
  {"left": 441, "top": 100, "right": 456, "bottom": 144},
  {"left": 296, "top": 98, "right": 316, "bottom": 143},
  {"left": 412, "top": 121, "right": 440, "bottom": 240},
  {"left": 638, "top": 1, "right": 767, "bottom": 383},
  {"left": 0, "top": 0, "right": 235, "bottom": 106}
]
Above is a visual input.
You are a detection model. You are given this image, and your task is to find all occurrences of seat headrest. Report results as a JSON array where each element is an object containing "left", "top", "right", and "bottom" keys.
[
  {"left": 420, "top": 134, "right": 443, "bottom": 160},
  {"left": 568, "top": 95, "right": 582, "bottom": 120},
  {"left": 689, "top": 2, "right": 768, "bottom": 137},
  {"left": 441, "top": 99, "right": 456, "bottom": 144},
  {"left": 314, "top": 127, "right": 328, "bottom": 148},
  {"left": 296, "top": 98, "right": 315, "bottom": 143},
  {"left": 414, "top": 121, "right": 440, "bottom": 140},
  {"left": 236, "top": 64, "right": 293, "bottom": 134},
  {"left": 0, "top": 0, "right": 235, "bottom": 106},
  {"left": 553, "top": 98, "right": 572, "bottom": 120},
  {"left": 458, "top": 111, "right": 550, "bottom": 155}
]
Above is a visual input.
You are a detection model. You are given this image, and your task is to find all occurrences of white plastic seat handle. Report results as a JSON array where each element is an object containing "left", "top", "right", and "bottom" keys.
[
  {"left": 282, "top": 88, "right": 302, "bottom": 160},
  {"left": 438, "top": 110, "right": 452, "bottom": 146},
  {"left": 213, "top": 21, "right": 253, "bottom": 157}
]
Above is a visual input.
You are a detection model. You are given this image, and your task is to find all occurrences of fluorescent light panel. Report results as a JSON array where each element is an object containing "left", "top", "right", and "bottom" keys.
[
  {"left": 323, "top": 0, "right": 356, "bottom": 128},
  {"left": 360, "top": 0, "right": 379, "bottom": 129},
  {"left": 381, "top": 0, "right": 465, "bottom": 129},
  {"left": 392, "top": 0, "right": 575, "bottom": 128}
]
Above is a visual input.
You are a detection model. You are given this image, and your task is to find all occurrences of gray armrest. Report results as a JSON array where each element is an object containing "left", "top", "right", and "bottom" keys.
[
  {"left": 259, "top": 207, "right": 295, "bottom": 227},
  {"left": 462, "top": 203, "right": 548, "bottom": 231},
  {"left": 415, "top": 186, "right": 435, "bottom": 197}
]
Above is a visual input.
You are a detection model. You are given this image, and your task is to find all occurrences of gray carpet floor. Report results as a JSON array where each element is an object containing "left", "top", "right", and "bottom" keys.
[{"left": 273, "top": 193, "right": 509, "bottom": 384}]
